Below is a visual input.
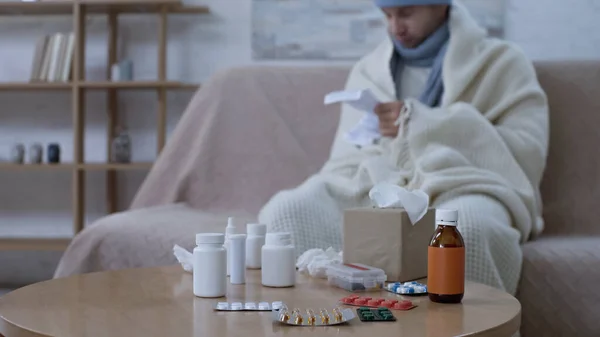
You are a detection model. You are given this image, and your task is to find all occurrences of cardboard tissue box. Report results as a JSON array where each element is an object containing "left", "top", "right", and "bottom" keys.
[{"left": 342, "top": 183, "right": 434, "bottom": 282}]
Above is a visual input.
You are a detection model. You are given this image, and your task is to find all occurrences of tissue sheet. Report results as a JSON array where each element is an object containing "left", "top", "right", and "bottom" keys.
[
  {"left": 173, "top": 244, "right": 193, "bottom": 273},
  {"left": 324, "top": 89, "right": 381, "bottom": 146},
  {"left": 369, "top": 183, "right": 430, "bottom": 225},
  {"left": 296, "top": 247, "right": 343, "bottom": 279},
  {"left": 324, "top": 89, "right": 380, "bottom": 112}
]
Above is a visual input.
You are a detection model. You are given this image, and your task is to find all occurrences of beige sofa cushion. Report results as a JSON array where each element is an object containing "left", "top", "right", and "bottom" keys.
[
  {"left": 536, "top": 61, "right": 600, "bottom": 235},
  {"left": 519, "top": 237, "right": 600, "bottom": 337}
]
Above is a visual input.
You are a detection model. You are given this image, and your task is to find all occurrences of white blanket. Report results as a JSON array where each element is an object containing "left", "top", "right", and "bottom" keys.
[{"left": 258, "top": 1, "right": 549, "bottom": 295}]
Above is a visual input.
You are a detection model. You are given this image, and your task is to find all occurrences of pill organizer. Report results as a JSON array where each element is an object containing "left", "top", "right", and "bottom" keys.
[
  {"left": 272, "top": 303, "right": 356, "bottom": 326},
  {"left": 356, "top": 307, "right": 397, "bottom": 322},
  {"left": 214, "top": 301, "right": 283, "bottom": 311},
  {"left": 326, "top": 263, "right": 387, "bottom": 292},
  {"left": 385, "top": 281, "right": 428, "bottom": 296},
  {"left": 339, "top": 295, "right": 417, "bottom": 311}
]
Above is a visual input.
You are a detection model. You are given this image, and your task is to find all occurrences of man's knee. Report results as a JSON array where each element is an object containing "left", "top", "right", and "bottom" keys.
[{"left": 436, "top": 194, "right": 522, "bottom": 251}]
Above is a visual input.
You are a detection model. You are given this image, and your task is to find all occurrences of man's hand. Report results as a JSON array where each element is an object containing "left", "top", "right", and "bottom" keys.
[{"left": 374, "top": 101, "right": 404, "bottom": 138}]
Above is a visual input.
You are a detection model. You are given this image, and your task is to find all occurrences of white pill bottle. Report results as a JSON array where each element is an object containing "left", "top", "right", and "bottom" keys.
[
  {"left": 246, "top": 223, "right": 267, "bottom": 269},
  {"left": 261, "top": 232, "right": 296, "bottom": 287},
  {"left": 193, "top": 233, "right": 227, "bottom": 298}
]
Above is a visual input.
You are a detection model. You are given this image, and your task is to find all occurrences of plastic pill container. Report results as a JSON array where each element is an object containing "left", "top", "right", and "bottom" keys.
[
  {"left": 193, "top": 233, "right": 227, "bottom": 298},
  {"left": 326, "top": 263, "right": 387, "bottom": 292},
  {"left": 261, "top": 232, "right": 296, "bottom": 287}
]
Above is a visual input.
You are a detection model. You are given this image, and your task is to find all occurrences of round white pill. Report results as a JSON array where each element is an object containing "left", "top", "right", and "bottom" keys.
[
  {"left": 244, "top": 302, "right": 257, "bottom": 310},
  {"left": 258, "top": 302, "right": 270, "bottom": 310},
  {"left": 216, "top": 302, "right": 229, "bottom": 310},
  {"left": 231, "top": 302, "right": 243, "bottom": 310},
  {"left": 272, "top": 301, "right": 283, "bottom": 310}
]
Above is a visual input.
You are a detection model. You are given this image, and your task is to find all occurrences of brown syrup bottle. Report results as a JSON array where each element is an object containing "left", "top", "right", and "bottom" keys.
[{"left": 427, "top": 209, "right": 465, "bottom": 304}]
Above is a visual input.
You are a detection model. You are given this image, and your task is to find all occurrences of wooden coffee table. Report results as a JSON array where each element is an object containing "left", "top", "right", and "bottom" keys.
[{"left": 0, "top": 266, "right": 520, "bottom": 337}]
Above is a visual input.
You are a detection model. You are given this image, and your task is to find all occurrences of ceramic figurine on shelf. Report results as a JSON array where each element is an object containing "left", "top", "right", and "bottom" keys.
[
  {"left": 111, "top": 127, "right": 131, "bottom": 163},
  {"left": 47, "top": 143, "right": 61, "bottom": 164},
  {"left": 10, "top": 143, "right": 25, "bottom": 164},
  {"left": 110, "top": 60, "right": 133, "bottom": 82},
  {"left": 29, "top": 143, "right": 43, "bottom": 164}
]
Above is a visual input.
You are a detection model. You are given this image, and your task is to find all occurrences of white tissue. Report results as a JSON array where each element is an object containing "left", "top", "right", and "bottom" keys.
[
  {"left": 324, "top": 89, "right": 381, "bottom": 146},
  {"left": 173, "top": 244, "right": 194, "bottom": 273},
  {"left": 296, "top": 247, "right": 343, "bottom": 279},
  {"left": 324, "top": 89, "right": 380, "bottom": 112},
  {"left": 368, "top": 183, "right": 430, "bottom": 225}
]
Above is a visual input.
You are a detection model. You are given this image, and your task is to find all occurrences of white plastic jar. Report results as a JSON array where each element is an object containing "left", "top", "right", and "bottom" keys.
[
  {"left": 193, "top": 233, "right": 227, "bottom": 298},
  {"left": 246, "top": 223, "right": 267, "bottom": 269},
  {"left": 261, "top": 232, "right": 296, "bottom": 287}
]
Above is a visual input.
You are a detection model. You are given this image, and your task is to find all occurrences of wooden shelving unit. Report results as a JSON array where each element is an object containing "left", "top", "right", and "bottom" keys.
[
  {"left": 0, "top": 0, "right": 208, "bottom": 250},
  {"left": 0, "top": 238, "right": 72, "bottom": 251},
  {"left": 0, "top": 81, "right": 198, "bottom": 90}
]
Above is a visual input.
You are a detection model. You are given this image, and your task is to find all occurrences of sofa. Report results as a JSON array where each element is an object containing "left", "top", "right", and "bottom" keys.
[{"left": 54, "top": 62, "right": 600, "bottom": 337}]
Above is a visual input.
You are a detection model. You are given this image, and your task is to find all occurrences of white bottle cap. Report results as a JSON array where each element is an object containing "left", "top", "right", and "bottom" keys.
[
  {"left": 247, "top": 223, "right": 267, "bottom": 236},
  {"left": 196, "top": 233, "right": 225, "bottom": 245},
  {"left": 265, "top": 232, "right": 292, "bottom": 246},
  {"left": 228, "top": 234, "right": 247, "bottom": 241},
  {"left": 435, "top": 209, "right": 458, "bottom": 226},
  {"left": 225, "top": 217, "right": 237, "bottom": 236}
]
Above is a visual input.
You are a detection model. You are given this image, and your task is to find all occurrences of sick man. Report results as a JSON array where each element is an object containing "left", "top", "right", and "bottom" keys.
[{"left": 259, "top": 0, "right": 549, "bottom": 296}]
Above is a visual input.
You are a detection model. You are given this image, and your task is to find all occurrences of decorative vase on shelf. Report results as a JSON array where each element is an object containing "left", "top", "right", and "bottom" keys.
[
  {"left": 111, "top": 128, "right": 131, "bottom": 163},
  {"left": 47, "top": 143, "right": 61, "bottom": 164},
  {"left": 110, "top": 60, "right": 133, "bottom": 82},
  {"left": 29, "top": 143, "right": 43, "bottom": 164},
  {"left": 10, "top": 143, "right": 25, "bottom": 164}
]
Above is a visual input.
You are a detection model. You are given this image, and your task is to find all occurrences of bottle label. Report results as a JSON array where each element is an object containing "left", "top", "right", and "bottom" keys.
[{"left": 427, "top": 246, "right": 465, "bottom": 295}]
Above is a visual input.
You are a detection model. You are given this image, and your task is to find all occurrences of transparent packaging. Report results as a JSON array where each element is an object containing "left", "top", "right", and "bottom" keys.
[{"left": 326, "top": 263, "right": 387, "bottom": 292}]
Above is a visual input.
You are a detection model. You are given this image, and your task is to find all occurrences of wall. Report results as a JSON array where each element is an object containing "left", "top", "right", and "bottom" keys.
[{"left": 0, "top": 0, "right": 599, "bottom": 285}]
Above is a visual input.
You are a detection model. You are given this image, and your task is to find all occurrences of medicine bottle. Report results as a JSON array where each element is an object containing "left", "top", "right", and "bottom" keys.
[
  {"left": 228, "top": 234, "right": 246, "bottom": 285},
  {"left": 427, "top": 209, "right": 465, "bottom": 304},
  {"left": 193, "top": 233, "right": 227, "bottom": 298},
  {"left": 224, "top": 217, "right": 237, "bottom": 276},
  {"left": 261, "top": 232, "right": 296, "bottom": 287},
  {"left": 246, "top": 223, "right": 267, "bottom": 269}
]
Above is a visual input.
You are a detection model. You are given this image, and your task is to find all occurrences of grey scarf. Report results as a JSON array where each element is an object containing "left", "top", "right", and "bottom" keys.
[{"left": 390, "top": 21, "right": 450, "bottom": 107}]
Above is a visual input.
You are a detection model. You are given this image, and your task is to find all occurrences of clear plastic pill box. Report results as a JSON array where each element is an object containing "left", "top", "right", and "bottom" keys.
[{"left": 326, "top": 263, "right": 387, "bottom": 292}]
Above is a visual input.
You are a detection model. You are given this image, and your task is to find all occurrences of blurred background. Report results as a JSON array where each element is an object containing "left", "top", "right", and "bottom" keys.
[{"left": 0, "top": 0, "right": 598, "bottom": 289}]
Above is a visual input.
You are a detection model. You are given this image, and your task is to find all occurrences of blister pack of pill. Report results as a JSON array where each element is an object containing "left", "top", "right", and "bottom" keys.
[
  {"left": 340, "top": 295, "right": 417, "bottom": 311},
  {"left": 214, "top": 301, "right": 284, "bottom": 311},
  {"left": 273, "top": 303, "right": 356, "bottom": 326},
  {"left": 384, "top": 281, "right": 428, "bottom": 296},
  {"left": 356, "top": 307, "right": 397, "bottom": 322}
]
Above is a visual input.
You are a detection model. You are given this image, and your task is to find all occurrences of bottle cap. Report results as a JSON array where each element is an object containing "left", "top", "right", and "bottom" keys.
[
  {"left": 225, "top": 217, "right": 237, "bottom": 235},
  {"left": 196, "top": 233, "right": 225, "bottom": 245},
  {"left": 266, "top": 232, "right": 292, "bottom": 246},
  {"left": 435, "top": 209, "right": 458, "bottom": 226},
  {"left": 228, "top": 234, "right": 247, "bottom": 241},
  {"left": 247, "top": 223, "right": 267, "bottom": 236}
]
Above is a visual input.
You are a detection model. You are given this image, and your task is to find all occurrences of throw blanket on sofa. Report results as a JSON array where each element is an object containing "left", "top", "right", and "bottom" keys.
[{"left": 258, "top": 2, "right": 549, "bottom": 295}]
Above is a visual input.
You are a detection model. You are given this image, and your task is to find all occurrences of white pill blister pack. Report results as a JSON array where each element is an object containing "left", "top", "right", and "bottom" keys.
[{"left": 214, "top": 301, "right": 284, "bottom": 311}]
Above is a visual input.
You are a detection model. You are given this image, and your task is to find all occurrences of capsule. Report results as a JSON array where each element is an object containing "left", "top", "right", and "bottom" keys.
[
  {"left": 306, "top": 309, "right": 316, "bottom": 325},
  {"left": 319, "top": 308, "right": 330, "bottom": 324},
  {"left": 279, "top": 310, "right": 290, "bottom": 323},
  {"left": 332, "top": 307, "right": 343, "bottom": 322}
]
